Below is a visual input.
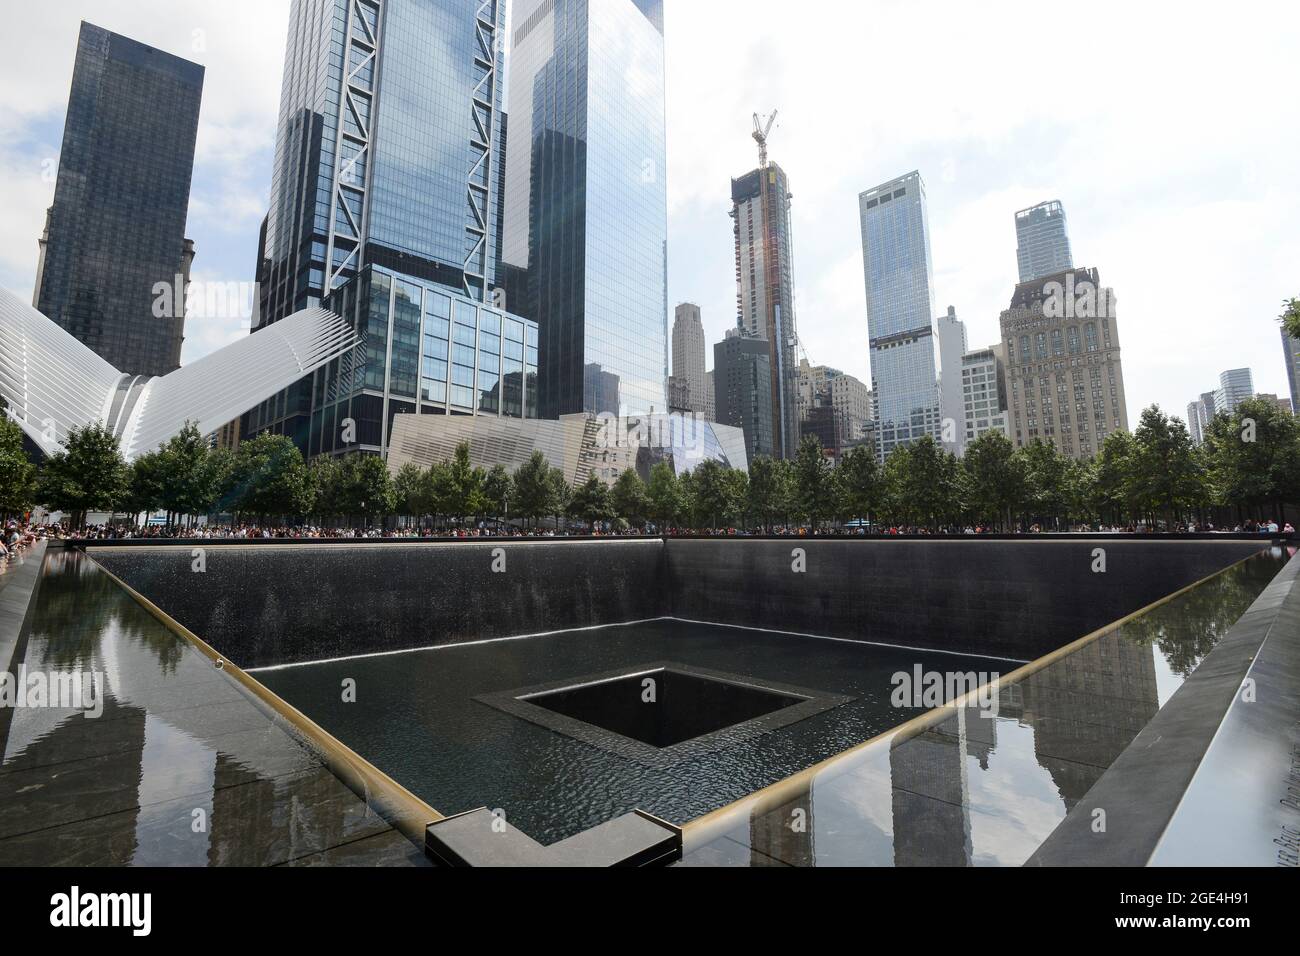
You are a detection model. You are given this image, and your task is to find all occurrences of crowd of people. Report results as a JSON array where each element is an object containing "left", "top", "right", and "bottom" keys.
[{"left": 3, "top": 516, "right": 1293, "bottom": 546}]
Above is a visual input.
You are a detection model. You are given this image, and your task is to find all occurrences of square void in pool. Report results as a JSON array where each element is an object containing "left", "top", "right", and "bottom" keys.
[{"left": 478, "top": 662, "right": 853, "bottom": 768}]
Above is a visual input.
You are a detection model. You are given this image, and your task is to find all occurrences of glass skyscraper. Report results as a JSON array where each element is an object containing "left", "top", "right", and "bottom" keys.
[
  {"left": 501, "top": 0, "right": 668, "bottom": 419},
  {"left": 859, "top": 170, "right": 942, "bottom": 458},
  {"left": 35, "top": 22, "right": 203, "bottom": 378},
  {"left": 1014, "top": 200, "right": 1073, "bottom": 284},
  {"left": 248, "top": 0, "right": 516, "bottom": 452},
  {"left": 1283, "top": 328, "right": 1300, "bottom": 418},
  {"left": 731, "top": 163, "right": 800, "bottom": 458}
]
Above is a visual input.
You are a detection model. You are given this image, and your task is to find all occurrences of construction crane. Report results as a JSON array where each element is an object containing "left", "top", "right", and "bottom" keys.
[{"left": 752, "top": 110, "right": 777, "bottom": 169}]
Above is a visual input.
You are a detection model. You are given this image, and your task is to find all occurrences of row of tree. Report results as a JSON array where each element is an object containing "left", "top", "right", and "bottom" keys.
[{"left": 1, "top": 397, "right": 1296, "bottom": 532}]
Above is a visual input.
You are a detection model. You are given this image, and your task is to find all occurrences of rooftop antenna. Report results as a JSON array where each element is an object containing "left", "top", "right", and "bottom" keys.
[{"left": 752, "top": 110, "right": 778, "bottom": 169}]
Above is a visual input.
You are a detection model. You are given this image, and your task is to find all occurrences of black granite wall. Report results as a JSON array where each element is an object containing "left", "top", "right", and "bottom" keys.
[
  {"left": 90, "top": 538, "right": 1268, "bottom": 668},
  {"left": 663, "top": 539, "right": 1268, "bottom": 660},
  {"left": 91, "top": 540, "right": 666, "bottom": 668}
]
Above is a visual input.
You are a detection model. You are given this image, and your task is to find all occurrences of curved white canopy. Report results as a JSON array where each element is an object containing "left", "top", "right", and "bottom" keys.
[{"left": 0, "top": 286, "right": 358, "bottom": 460}]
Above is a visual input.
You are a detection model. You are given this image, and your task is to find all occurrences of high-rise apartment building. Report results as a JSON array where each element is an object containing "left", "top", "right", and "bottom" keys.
[
  {"left": 1014, "top": 200, "right": 1073, "bottom": 284},
  {"left": 1001, "top": 267, "right": 1129, "bottom": 460},
  {"left": 1213, "top": 368, "right": 1255, "bottom": 414},
  {"left": 35, "top": 22, "right": 203, "bottom": 378},
  {"left": 502, "top": 0, "right": 668, "bottom": 419},
  {"left": 936, "top": 306, "right": 968, "bottom": 454},
  {"left": 672, "top": 303, "right": 707, "bottom": 415},
  {"left": 731, "top": 163, "right": 800, "bottom": 457},
  {"left": 961, "top": 345, "right": 1010, "bottom": 444},
  {"left": 714, "top": 332, "right": 773, "bottom": 460},
  {"left": 859, "top": 171, "right": 942, "bottom": 459},
  {"left": 1283, "top": 328, "right": 1300, "bottom": 416},
  {"left": 246, "top": 0, "right": 531, "bottom": 455}
]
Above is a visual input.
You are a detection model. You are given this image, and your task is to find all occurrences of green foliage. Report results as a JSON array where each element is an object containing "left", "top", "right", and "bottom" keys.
[
  {"left": 336, "top": 454, "right": 396, "bottom": 522},
  {"left": 568, "top": 473, "right": 614, "bottom": 525},
  {"left": 483, "top": 464, "right": 513, "bottom": 519},
  {"left": 792, "top": 435, "right": 833, "bottom": 529},
  {"left": 961, "top": 431, "right": 1024, "bottom": 530},
  {"left": 511, "top": 451, "right": 553, "bottom": 525},
  {"left": 393, "top": 462, "right": 426, "bottom": 518},
  {"left": 1203, "top": 397, "right": 1300, "bottom": 515},
  {"left": 1280, "top": 297, "right": 1300, "bottom": 340},
  {"left": 610, "top": 468, "right": 648, "bottom": 528},
  {"left": 747, "top": 455, "right": 795, "bottom": 531},
  {"left": 645, "top": 460, "right": 682, "bottom": 528},
  {"left": 1130, "top": 405, "right": 1205, "bottom": 524},
  {"left": 0, "top": 414, "right": 36, "bottom": 518},
  {"left": 223, "top": 433, "right": 314, "bottom": 521},
  {"left": 881, "top": 435, "right": 961, "bottom": 529},
  {"left": 36, "top": 423, "right": 129, "bottom": 528}
]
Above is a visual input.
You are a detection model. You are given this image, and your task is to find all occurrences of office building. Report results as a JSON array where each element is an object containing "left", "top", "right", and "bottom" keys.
[
  {"left": 731, "top": 162, "right": 800, "bottom": 457},
  {"left": 247, "top": 0, "right": 509, "bottom": 450},
  {"left": 1213, "top": 368, "right": 1254, "bottom": 414},
  {"left": 1000, "top": 267, "right": 1130, "bottom": 460},
  {"left": 961, "top": 345, "right": 1010, "bottom": 444},
  {"left": 1254, "top": 393, "right": 1293, "bottom": 416},
  {"left": 859, "top": 170, "right": 942, "bottom": 459},
  {"left": 672, "top": 303, "right": 708, "bottom": 414},
  {"left": 34, "top": 22, "right": 203, "bottom": 378},
  {"left": 936, "top": 306, "right": 968, "bottom": 454},
  {"left": 1014, "top": 200, "right": 1073, "bottom": 284},
  {"left": 502, "top": 0, "right": 668, "bottom": 419},
  {"left": 714, "top": 332, "right": 774, "bottom": 460}
]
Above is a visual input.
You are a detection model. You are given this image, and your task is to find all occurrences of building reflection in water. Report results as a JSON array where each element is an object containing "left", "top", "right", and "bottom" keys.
[{"left": 704, "top": 552, "right": 1282, "bottom": 866}]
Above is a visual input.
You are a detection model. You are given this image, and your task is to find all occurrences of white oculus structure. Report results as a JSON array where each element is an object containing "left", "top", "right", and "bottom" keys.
[{"left": 0, "top": 286, "right": 359, "bottom": 461}]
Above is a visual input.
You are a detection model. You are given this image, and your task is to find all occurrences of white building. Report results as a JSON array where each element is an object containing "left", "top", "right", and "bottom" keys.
[
  {"left": 936, "top": 305, "right": 968, "bottom": 454},
  {"left": 961, "top": 345, "right": 1009, "bottom": 444}
]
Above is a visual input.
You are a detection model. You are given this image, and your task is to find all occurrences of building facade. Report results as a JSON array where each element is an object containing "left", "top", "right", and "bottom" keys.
[
  {"left": 713, "top": 332, "right": 774, "bottom": 461},
  {"left": 1284, "top": 328, "right": 1300, "bottom": 416},
  {"left": 35, "top": 22, "right": 203, "bottom": 378},
  {"left": 731, "top": 163, "right": 800, "bottom": 457},
  {"left": 501, "top": 0, "right": 668, "bottom": 419},
  {"left": 936, "top": 306, "right": 968, "bottom": 454},
  {"left": 301, "top": 265, "right": 537, "bottom": 458},
  {"left": 859, "top": 171, "right": 942, "bottom": 459},
  {"left": 1000, "top": 267, "right": 1129, "bottom": 460},
  {"left": 247, "top": 0, "right": 508, "bottom": 449},
  {"left": 961, "top": 345, "right": 1010, "bottom": 445},
  {"left": 1213, "top": 367, "right": 1255, "bottom": 414},
  {"left": 671, "top": 302, "right": 707, "bottom": 415},
  {"left": 1014, "top": 200, "right": 1073, "bottom": 284}
]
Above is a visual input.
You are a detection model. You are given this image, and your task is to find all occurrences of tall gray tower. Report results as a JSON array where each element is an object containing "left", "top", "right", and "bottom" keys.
[{"left": 1014, "top": 200, "right": 1073, "bottom": 284}]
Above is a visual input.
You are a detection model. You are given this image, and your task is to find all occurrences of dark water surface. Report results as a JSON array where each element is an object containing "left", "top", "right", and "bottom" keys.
[{"left": 255, "top": 620, "right": 1014, "bottom": 843}]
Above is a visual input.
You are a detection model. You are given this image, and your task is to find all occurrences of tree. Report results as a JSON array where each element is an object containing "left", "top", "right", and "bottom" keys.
[
  {"left": 121, "top": 451, "right": 166, "bottom": 527},
  {"left": 1204, "top": 396, "right": 1300, "bottom": 523},
  {"left": 692, "top": 459, "right": 735, "bottom": 530},
  {"left": 482, "top": 464, "right": 513, "bottom": 526},
  {"left": 1017, "top": 439, "right": 1070, "bottom": 529},
  {"left": 224, "top": 433, "right": 315, "bottom": 523},
  {"left": 155, "top": 422, "right": 221, "bottom": 527},
  {"left": 568, "top": 473, "right": 614, "bottom": 527},
  {"left": 792, "top": 435, "right": 833, "bottom": 530},
  {"left": 511, "top": 451, "right": 553, "bottom": 527},
  {"left": 645, "top": 460, "right": 682, "bottom": 530},
  {"left": 882, "top": 436, "right": 959, "bottom": 530},
  {"left": 309, "top": 456, "right": 345, "bottom": 523},
  {"left": 0, "top": 415, "right": 37, "bottom": 520},
  {"left": 610, "top": 469, "right": 648, "bottom": 529},
  {"left": 1131, "top": 405, "right": 1204, "bottom": 528},
  {"left": 1281, "top": 296, "right": 1300, "bottom": 340},
  {"left": 835, "top": 446, "right": 882, "bottom": 530},
  {"left": 337, "top": 454, "right": 396, "bottom": 525},
  {"left": 961, "top": 431, "right": 1025, "bottom": 531},
  {"left": 1093, "top": 430, "right": 1139, "bottom": 527},
  {"left": 393, "top": 462, "right": 426, "bottom": 524},
  {"left": 443, "top": 442, "right": 484, "bottom": 523},
  {"left": 36, "top": 423, "right": 129, "bottom": 528},
  {"left": 548, "top": 467, "right": 572, "bottom": 528}
]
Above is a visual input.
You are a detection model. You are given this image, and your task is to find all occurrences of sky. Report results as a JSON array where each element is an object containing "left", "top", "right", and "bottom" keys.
[{"left": 3, "top": 0, "right": 1297, "bottom": 419}]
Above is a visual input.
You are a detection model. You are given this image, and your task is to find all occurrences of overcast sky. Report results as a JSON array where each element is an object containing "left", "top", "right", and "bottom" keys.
[{"left": 3, "top": 0, "right": 1297, "bottom": 418}]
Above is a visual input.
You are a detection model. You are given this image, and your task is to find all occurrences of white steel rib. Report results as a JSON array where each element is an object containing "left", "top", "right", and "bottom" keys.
[{"left": 0, "top": 285, "right": 359, "bottom": 460}]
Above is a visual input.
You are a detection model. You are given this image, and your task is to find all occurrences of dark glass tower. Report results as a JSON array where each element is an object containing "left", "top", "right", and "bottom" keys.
[
  {"left": 501, "top": 0, "right": 668, "bottom": 419},
  {"left": 35, "top": 22, "right": 203, "bottom": 378},
  {"left": 248, "top": 0, "right": 511, "bottom": 449}
]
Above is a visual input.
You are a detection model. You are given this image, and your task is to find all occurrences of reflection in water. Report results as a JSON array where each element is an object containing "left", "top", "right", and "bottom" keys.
[
  {"left": 690, "top": 550, "right": 1287, "bottom": 867},
  {"left": 0, "top": 551, "right": 423, "bottom": 867}
]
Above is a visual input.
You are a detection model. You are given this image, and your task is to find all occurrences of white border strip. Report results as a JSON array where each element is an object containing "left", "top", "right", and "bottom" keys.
[{"left": 246, "top": 615, "right": 1026, "bottom": 673}]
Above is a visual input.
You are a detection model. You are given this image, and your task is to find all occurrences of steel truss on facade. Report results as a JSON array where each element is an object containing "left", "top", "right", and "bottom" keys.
[{"left": 0, "top": 287, "right": 358, "bottom": 461}]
